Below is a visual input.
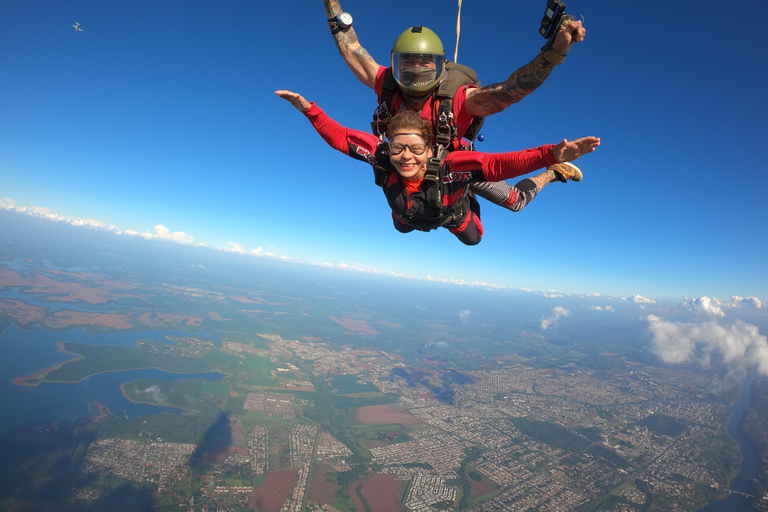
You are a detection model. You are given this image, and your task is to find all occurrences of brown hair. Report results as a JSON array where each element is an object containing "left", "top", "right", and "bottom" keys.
[{"left": 386, "top": 109, "right": 431, "bottom": 142}]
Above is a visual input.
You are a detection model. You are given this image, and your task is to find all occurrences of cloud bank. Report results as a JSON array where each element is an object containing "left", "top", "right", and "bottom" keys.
[{"left": 647, "top": 309, "right": 768, "bottom": 376}]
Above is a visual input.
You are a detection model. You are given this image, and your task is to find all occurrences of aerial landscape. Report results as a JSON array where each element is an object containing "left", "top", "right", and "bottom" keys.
[
  {"left": 3, "top": 0, "right": 767, "bottom": 510},
  {"left": 1, "top": 210, "right": 767, "bottom": 512}
]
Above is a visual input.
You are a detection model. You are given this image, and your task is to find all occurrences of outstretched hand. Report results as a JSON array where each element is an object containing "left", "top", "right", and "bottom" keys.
[
  {"left": 275, "top": 90, "right": 311, "bottom": 112},
  {"left": 552, "top": 18, "right": 585, "bottom": 55},
  {"left": 552, "top": 136, "right": 601, "bottom": 163}
]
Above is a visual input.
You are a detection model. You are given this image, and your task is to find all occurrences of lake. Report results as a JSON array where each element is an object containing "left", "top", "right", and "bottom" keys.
[{"left": 0, "top": 324, "right": 223, "bottom": 432}]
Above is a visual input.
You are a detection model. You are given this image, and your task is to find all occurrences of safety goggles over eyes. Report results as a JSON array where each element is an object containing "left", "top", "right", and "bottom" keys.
[{"left": 388, "top": 133, "right": 428, "bottom": 155}]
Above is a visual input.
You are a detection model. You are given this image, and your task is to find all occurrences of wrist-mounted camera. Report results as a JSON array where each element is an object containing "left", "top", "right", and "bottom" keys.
[{"left": 539, "top": 0, "right": 566, "bottom": 39}]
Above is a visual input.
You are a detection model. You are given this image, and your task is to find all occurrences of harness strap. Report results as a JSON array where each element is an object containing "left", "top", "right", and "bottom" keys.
[
  {"left": 372, "top": 71, "right": 400, "bottom": 139},
  {"left": 373, "top": 143, "right": 390, "bottom": 187},
  {"left": 393, "top": 186, "right": 471, "bottom": 231}
]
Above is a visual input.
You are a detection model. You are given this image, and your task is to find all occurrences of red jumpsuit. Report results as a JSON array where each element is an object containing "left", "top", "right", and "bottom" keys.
[{"left": 303, "top": 102, "right": 557, "bottom": 245}]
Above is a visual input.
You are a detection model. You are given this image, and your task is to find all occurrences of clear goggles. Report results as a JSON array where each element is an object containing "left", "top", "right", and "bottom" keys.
[{"left": 388, "top": 133, "right": 428, "bottom": 155}]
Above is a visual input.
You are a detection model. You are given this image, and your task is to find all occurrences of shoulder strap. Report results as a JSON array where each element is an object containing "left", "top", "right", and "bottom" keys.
[
  {"left": 423, "top": 144, "right": 450, "bottom": 210},
  {"left": 373, "top": 143, "right": 391, "bottom": 187},
  {"left": 435, "top": 62, "right": 485, "bottom": 144},
  {"left": 372, "top": 69, "right": 400, "bottom": 138}
]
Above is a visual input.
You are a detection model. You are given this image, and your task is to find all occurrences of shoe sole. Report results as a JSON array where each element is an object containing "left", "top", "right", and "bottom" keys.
[{"left": 558, "top": 162, "right": 582, "bottom": 182}]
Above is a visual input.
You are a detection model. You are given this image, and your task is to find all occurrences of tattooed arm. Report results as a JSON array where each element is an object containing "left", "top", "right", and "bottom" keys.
[
  {"left": 324, "top": 0, "right": 380, "bottom": 90},
  {"left": 464, "top": 19, "right": 585, "bottom": 117}
]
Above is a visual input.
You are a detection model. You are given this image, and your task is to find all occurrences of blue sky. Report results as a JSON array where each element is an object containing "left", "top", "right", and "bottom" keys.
[{"left": 2, "top": 0, "right": 766, "bottom": 303}]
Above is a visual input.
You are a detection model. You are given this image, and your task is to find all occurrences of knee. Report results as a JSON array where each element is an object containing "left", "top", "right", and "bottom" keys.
[{"left": 449, "top": 212, "right": 483, "bottom": 245}]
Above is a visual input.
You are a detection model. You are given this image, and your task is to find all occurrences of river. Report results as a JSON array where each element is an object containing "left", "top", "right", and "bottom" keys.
[{"left": 697, "top": 374, "right": 760, "bottom": 511}]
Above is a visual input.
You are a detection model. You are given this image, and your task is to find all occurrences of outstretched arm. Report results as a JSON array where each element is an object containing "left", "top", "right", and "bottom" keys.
[
  {"left": 447, "top": 134, "right": 599, "bottom": 182},
  {"left": 323, "top": 0, "right": 381, "bottom": 89},
  {"left": 275, "top": 90, "right": 380, "bottom": 157},
  {"left": 275, "top": 90, "right": 312, "bottom": 112},
  {"left": 552, "top": 136, "right": 600, "bottom": 163},
  {"left": 464, "top": 18, "right": 585, "bottom": 117}
]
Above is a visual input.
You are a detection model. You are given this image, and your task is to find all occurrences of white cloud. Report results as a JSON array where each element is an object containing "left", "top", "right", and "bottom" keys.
[
  {"left": 605, "top": 306, "right": 615, "bottom": 312},
  {"left": 686, "top": 296, "right": 726, "bottom": 317},
  {"left": 1, "top": 197, "right": 16, "bottom": 209},
  {"left": 70, "top": 218, "right": 120, "bottom": 232},
  {"left": 541, "top": 306, "right": 571, "bottom": 330},
  {"left": 338, "top": 261, "right": 382, "bottom": 273},
  {"left": 633, "top": 294, "right": 656, "bottom": 304},
  {"left": 422, "top": 341, "right": 448, "bottom": 349},
  {"left": 458, "top": 310, "right": 471, "bottom": 324},
  {"left": 732, "top": 296, "right": 764, "bottom": 309},
  {"left": 590, "top": 306, "right": 603, "bottom": 311},
  {"left": 646, "top": 315, "right": 768, "bottom": 376},
  {"left": 140, "top": 224, "right": 195, "bottom": 244},
  {"left": 227, "top": 242, "right": 245, "bottom": 254},
  {"left": 135, "top": 385, "right": 166, "bottom": 404}
]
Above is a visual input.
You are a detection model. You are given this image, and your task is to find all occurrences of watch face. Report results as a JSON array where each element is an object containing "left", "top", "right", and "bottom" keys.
[{"left": 338, "top": 12, "right": 353, "bottom": 27}]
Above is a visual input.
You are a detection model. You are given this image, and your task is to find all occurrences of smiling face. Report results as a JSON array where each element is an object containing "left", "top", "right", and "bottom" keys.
[
  {"left": 388, "top": 131, "right": 433, "bottom": 181},
  {"left": 386, "top": 110, "right": 433, "bottom": 181}
]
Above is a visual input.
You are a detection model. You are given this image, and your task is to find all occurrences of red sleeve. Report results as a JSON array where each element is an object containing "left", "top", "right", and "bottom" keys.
[
  {"left": 445, "top": 144, "right": 558, "bottom": 181},
  {"left": 303, "top": 102, "right": 380, "bottom": 156}
]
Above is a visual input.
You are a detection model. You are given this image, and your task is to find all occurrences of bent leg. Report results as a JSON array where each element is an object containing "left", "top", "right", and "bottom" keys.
[
  {"left": 448, "top": 203, "right": 484, "bottom": 245},
  {"left": 470, "top": 170, "right": 556, "bottom": 213}
]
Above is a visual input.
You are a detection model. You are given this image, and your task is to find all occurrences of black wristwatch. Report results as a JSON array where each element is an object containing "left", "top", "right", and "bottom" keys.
[{"left": 328, "top": 12, "right": 353, "bottom": 34}]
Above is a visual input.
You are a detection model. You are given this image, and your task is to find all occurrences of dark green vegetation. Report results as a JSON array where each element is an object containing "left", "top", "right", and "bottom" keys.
[
  {"left": 115, "top": 378, "right": 222, "bottom": 442},
  {"left": 637, "top": 413, "right": 686, "bottom": 437},
  {"left": 330, "top": 374, "right": 381, "bottom": 394},
  {"left": 345, "top": 423, "right": 404, "bottom": 443},
  {"left": 41, "top": 337, "right": 280, "bottom": 390},
  {"left": 457, "top": 447, "right": 486, "bottom": 509},
  {"left": 510, "top": 417, "right": 592, "bottom": 453},
  {"left": 587, "top": 444, "right": 631, "bottom": 469},
  {"left": 45, "top": 343, "right": 218, "bottom": 382},
  {"left": 574, "top": 425, "right": 604, "bottom": 442}
]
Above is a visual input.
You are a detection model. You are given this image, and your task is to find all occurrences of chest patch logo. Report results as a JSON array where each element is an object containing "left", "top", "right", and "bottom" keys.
[{"left": 442, "top": 171, "right": 473, "bottom": 184}]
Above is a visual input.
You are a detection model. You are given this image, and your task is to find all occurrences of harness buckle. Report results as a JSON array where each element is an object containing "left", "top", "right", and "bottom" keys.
[
  {"left": 435, "top": 110, "right": 455, "bottom": 148},
  {"left": 372, "top": 103, "right": 392, "bottom": 141}
]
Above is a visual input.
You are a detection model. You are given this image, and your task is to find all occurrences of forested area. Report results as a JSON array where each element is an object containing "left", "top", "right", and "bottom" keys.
[{"left": 44, "top": 343, "right": 221, "bottom": 382}]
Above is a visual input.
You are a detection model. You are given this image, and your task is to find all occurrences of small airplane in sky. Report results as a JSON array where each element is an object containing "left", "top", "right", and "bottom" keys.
[{"left": 73, "top": 22, "right": 83, "bottom": 32}]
